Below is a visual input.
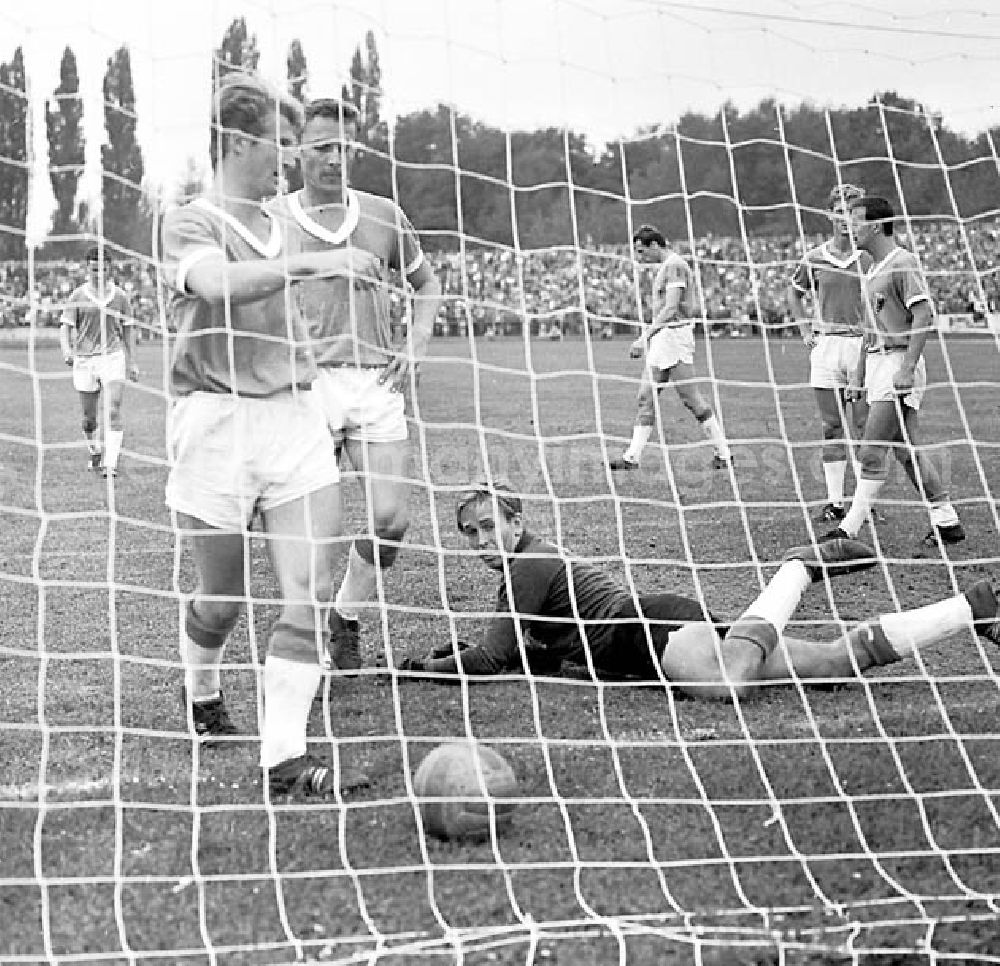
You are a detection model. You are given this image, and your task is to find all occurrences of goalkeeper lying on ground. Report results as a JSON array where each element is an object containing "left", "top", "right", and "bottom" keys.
[{"left": 399, "top": 479, "right": 999, "bottom": 697}]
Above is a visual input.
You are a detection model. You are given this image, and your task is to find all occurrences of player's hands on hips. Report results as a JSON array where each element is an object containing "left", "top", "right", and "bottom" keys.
[
  {"left": 629, "top": 338, "right": 644, "bottom": 359},
  {"left": 379, "top": 350, "right": 417, "bottom": 394},
  {"left": 893, "top": 365, "right": 916, "bottom": 393}
]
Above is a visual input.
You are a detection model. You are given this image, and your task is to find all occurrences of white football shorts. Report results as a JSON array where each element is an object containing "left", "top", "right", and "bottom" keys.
[
  {"left": 809, "top": 334, "right": 863, "bottom": 390},
  {"left": 646, "top": 324, "right": 695, "bottom": 373},
  {"left": 865, "top": 351, "right": 926, "bottom": 410},
  {"left": 72, "top": 349, "right": 126, "bottom": 393},
  {"left": 311, "top": 365, "right": 408, "bottom": 445},
  {"left": 165, "top": 390, "right": 340, "bottom": 531}
]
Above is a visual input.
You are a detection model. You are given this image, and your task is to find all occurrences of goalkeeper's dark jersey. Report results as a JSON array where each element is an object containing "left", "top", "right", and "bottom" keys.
[{"left": 424, "top": 532, "right": 715, "bottom": 679}]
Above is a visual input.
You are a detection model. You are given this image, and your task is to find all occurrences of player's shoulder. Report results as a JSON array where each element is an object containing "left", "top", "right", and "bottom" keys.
[
  {"left": 161, "top": 197, "right": 221, "bottom": 235},
  {"left": 353, "top": 187, "right": 408, "bottom": 224},
  {"left": 888, "top": 246, "right": 922, "bottom": 271},
  {"left": 65, "top": 282, "right": 89, "bottom": 301},
  {"left": 663, "top": 250, "right": 690, "bottom": 270}
]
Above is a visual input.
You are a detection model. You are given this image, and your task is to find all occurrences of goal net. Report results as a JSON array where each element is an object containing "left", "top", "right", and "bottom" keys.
[{"left": 2, "top": 2, "right": 999, "bottom": 964}]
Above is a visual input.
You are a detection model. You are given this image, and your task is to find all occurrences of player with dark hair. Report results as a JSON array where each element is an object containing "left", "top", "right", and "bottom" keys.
[
  {"left": 397, "top": 480, "right": 998, "bottom": 696},
  {"left": 610, "top": 224, "right": 731, "bottom": 471},
  {"left": 59, "top": 246, "right": 138, "bottom": 478},
  {"left": 787, "top": 184, "right": 871, "bottom": 521},
  {"left": 269, "top": 96, "right": 442, "bottom": 673},
  {"left": 825, "top": 195, "right": 964, "bottom": 549},
  {"left": 160, "top": 74, "right": 378, "bottom": 799}
]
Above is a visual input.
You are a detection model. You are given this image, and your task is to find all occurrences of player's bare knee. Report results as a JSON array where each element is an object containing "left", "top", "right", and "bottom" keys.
[
  {"left": 821, "top": 417, "right": 845, "bottom": 441},
  {"left": 857, "top": 446, "right": 887, "bottom": 478},
  {"left": 82, "top": 414, "right": 98, "bottom": 436}
]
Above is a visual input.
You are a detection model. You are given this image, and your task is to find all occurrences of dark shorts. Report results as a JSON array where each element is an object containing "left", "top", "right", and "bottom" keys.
[{"left": 587, "top": 593, "right": 722, "bottom": 681}]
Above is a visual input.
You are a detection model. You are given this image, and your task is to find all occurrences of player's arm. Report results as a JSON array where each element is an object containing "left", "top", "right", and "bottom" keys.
[
  {"left": 401, "top": 614, "right": 522, "bottom": 679},
  {"left": 787, "top": 260, "right": 817, "bottom": 347},
  {"left": 184, "top": 249, "right": 378, "bottom": 306},
  {"left": 122, "top": 297, "right": 140, "bottom": 382},
  {"left": 58, "top": 305, "right": 75, "bottom": 366},
  {"left": 895, "top": 299, "right": 934, "bottom": 392}
]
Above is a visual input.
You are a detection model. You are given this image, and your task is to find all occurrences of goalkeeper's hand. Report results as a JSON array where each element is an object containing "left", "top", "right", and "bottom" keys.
[{"left": 397, "top": 656, "right": 426, "bottom": 673}]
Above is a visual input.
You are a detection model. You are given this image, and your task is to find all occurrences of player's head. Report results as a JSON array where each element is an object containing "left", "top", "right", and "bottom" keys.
[
  {"left": 632, "top": 224, "right": 667, "bottom": 263},
  {"left": 299, "top": 98, "right": 360, "bottom": 193},
  {"left": 849, "top": 195, "right": 895, "bottom": 250},
  {"left": 827, "top": 183, "right": 864, "bottom": 240},
  {"left": 456, "top": 478, "right": 524, "bottom": 570},
  {"left": 209, "top": 73, "right": 303, "bottom": 196},
  {"left": 84, "top": 246, "right": 107, "bottom": 281}
]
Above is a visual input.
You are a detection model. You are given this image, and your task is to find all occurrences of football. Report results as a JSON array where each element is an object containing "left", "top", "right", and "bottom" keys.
[{"left": 413, "top": 742, "right": 518, "bottom": 841}]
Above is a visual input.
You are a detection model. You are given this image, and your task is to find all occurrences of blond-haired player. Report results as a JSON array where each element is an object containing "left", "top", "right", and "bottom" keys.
[
  {"left": 270, "top": 97, "right": 441, "bottom": 673},
  {"left": 787, "top": 184, "right": 871, "bottom": 521},
  {"left": 160, "top": 74, "right": 378, "bottom": 800}
]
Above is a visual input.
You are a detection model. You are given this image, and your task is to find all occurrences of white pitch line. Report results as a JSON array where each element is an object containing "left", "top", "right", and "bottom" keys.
[{"left": 0, "top": 777, "right": 112, "bottom": 801}]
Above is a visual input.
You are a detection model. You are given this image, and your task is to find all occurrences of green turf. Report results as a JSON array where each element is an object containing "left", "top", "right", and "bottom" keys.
[{"left": 1, "top": 334, "right": 998, "bottom": 965}]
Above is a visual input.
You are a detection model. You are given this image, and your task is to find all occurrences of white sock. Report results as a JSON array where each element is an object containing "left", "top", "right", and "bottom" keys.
[
  {"left": 841, "top": 477, "right": 884, "bottom": 537},
  {"left": 742, "top": 560, "right": 810, "bottom": 633},
  {"left": 929, "top": 502, "right": 960, "bottom": 527},
  {"left": 181, "top": 634, "right": 224, "bottom": 701},
  {"left": 335, "top": 544, "right": 378, "bottom": 621},
  {"left": 880, "top": 595, "right": 973, "bottom": 657},
  {"left": 823, "top": 459, "right": 848, "bottom": 507},
  {"left": 624, "top": 424, "right": 653, "bottom": 462},
  {"left": 104, "top": 429, "right": 124, "bottom": 469},
  {"left": 700, "top": 414, "right": 730, "bottom": 459},
  {"left": 260, "top": 656, "right": 323, "bottom": 768}
]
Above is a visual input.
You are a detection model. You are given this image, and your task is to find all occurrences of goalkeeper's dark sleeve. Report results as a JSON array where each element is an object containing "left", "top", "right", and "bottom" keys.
[{"left": 423, "top": 614, "right": 522, "bottom": 676}]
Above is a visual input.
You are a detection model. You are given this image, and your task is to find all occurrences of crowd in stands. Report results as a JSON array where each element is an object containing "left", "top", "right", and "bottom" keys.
[{"left": 3, "top": 219, "right": 998, "bottom": 337}]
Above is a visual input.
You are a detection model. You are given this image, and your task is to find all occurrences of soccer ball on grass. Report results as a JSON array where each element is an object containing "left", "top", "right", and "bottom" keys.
[{"left": 413, "top": 741, "right": 518, "bottom": 841}]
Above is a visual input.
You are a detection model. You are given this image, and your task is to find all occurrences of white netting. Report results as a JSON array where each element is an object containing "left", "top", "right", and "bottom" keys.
[{"left": 2, "top": 3, "right": 1000, "bottom": 965}]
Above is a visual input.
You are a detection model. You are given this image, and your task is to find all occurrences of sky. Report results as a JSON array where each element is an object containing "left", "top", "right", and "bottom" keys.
[{"left": 5, "top": 0, "right": 1000, "bottom": 245}]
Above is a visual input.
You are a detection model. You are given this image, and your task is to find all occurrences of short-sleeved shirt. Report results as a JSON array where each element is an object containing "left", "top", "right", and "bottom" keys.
[
  {"left": 160, "top": 197, "right": 316, "bottom": 398},
  {"left": 863, "top": 246, "right": 934, "bottom": 350},
  {"left": 268, "top": 188, "right": 425, "bottom": 367},
  {"left": 61, "top": 283, "right": 134, "bottom": 357},
  {"left": 790, "top": 242, "right": 870, "bottom": 336},
  {"left": 651, "top": 251, "right": 697, "bottom": 324}
]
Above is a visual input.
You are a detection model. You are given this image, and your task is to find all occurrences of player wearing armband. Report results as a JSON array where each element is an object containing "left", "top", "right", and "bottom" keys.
[
  {"left": 160, "top": 74, "right": 379, "bottom": 800},
  {"left": 59, "top": 246, "right": 139, "bottom": 478},
  {"left": 787, "top": 184, "right": 871, "bottom": 522},
  {"left": 609, "top": 224, "right": 731, "bottom": 471},
  {"left": 396, "top": 480, "right": 998, "bottom": 696},
  {"left": 824, "top": 196, "right": 964, "bottom": 550},
  {"left": 270, "top": 98, "right": 441, "bottom": 674}
]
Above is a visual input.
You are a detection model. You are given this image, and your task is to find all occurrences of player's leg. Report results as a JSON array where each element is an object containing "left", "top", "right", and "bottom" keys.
[
  {"left": 610, "top": 370, "right": 662, "bottom": 469},
  {"left": 333, "top": 436, "right": 410, "bottom": 669},
  {"left": 259, "top": 484, "right": 368, "bottom": 795},
  {"left": 101, "top": 377, "right": 126, "bottom": 476},
  {"left": 831, "top": 399, "right": 897, "bottom": 538},
  {"left": 761, "top": 580, "right": 998, "bottom": 682},
  {"left": 670, "top": 360, "right": 731, "bottom": 465},
  {"left": 175, "top": 513, "right": 245, "bottom": 742},
  {"left": 893, "top": 406, "right": 964, "bottom": 545},
  {"left": 814, "top": 387, "right": 849, "bottom": 520},
  {"left": 79, "top": 389, "right": 102, "bottom": 469}
]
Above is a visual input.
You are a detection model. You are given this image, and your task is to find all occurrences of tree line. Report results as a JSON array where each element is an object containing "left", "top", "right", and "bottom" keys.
[{"left": 1, "top": 17, "right": 999, "bottom": 261}]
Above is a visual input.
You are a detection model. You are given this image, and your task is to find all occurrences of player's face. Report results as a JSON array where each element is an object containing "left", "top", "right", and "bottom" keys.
[
  {"left": 299, "top": 115, "right": 358, "bottom": 194},
  {"left": 633, "top": 241, "right": 660, "bottom": 264},
  {"left": 848, "top": 205, "right": 875, "bottom": 252},
  {"left": 241, "top": 109, "right": 297, "bottom": 200},
  {"left": 829, "top": 203, "right": 851, "bottom": 242},
  {"left": 459, "top": 501, "right": 522, "bottom": 570}
]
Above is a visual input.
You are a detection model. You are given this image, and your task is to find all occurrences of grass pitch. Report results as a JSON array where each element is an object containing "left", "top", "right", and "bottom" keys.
[{"left": 1, "top": 333, "right": 999, "bottom": 965}]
